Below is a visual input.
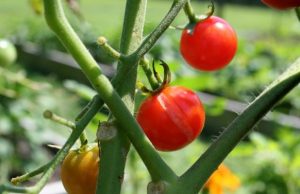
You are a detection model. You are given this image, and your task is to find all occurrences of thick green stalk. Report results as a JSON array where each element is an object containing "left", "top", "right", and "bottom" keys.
[
  {"left": 97, "top": 0, "right": 148, "bottom": 193},
  {"left": 43, "top": 0, "right": 176, "bottom": 187},
  {"left": 166, "top": 58, "right": 300, "bottom": 194}
]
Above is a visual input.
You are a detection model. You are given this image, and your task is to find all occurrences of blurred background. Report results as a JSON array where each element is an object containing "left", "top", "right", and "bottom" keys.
[{"left": 1, "top": 0, "right": 300, "bottom": 193}]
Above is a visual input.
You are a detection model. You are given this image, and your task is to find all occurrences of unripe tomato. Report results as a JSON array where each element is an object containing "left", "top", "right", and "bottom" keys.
[
  {"left": 180, "top": 16, "right": 237, "bottom": 71},
  {"left": 261, "top": 0, "right": 300, "bottom": 10},
  {"left": 0, "top": 39, "right": 17, "bottom": 66},
  {"left": 137, "top": 86, "right": 205, "bottom": 151},
  {"left": 61, "top": 144, "right": 99, "bottom": 194}
]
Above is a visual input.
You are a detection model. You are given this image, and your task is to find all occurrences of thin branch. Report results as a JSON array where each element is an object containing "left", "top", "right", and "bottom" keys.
[
  {"left": 11, "top": 163, "right": 50, "bottom": 185},
  {"left": 183, "top": 0, "right": 197, "bottom": 23},
  {"left": 129, "top": 0, "right": 188, "bottom": 59}
]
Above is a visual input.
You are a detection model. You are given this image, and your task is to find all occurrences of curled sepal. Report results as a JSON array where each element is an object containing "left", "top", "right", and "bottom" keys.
[
  {"left": 138, "top": 60, "right": 172, "bottom": 95},
  {"left": 197, "top": 0, "right": 215, "bottom": 21},
  {"left": 152, "top": 60, "right": 171, "bottom": 94},
  {"left": 136, "top": 81, "right": 153, "bottom": 95},
  {"left": 183, "top": 0, "right": 215, "bottom": 35}
]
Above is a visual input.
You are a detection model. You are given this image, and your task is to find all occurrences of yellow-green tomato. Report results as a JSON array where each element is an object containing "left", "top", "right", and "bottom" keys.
[
  {"left": 0, "top": 39, "right": 17, "bottom": 66},
  {"left": 61, "top": 144, "right": 100, "bottom": 194}
]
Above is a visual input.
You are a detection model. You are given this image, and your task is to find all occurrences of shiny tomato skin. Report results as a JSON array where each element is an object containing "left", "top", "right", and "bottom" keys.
[
  {"left": 180, "top": 16, "right": 237, "bottom": 71},
  {"left": 61, "top": 144, "right": 99, "bottom": 194},
  {"left": 137, "top": 86, "right": 205, "bottom": 151},
  {"left": 262, "top": 0, "right": 300, "bottom": 9}
]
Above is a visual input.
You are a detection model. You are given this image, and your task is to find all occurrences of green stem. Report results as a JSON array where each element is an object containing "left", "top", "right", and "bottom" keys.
[
  {"left": 11, "top": 163, "right": 50, "bottom": 185},
  {"left": 97, "top": 36, "right": 121, "bottom": 60},
  {"left": 140, "top": 58, "right": 160, "bottom": 90},
  {"left": 129, "top": 0, "right": 187, "bottom": 59},
  {"left": 0, "top": 184, "right": 34, "bottom": 194},
  {"left": 97, "top": 0, "right": 148, "bottom": 193},
  {"left": 43, "top": 110, "right": 88, "bottom": 146},
  {"left": 43, "top": 0, "right": 176, "bottom": 187},
  {"left": 43, "top": 110, "right": 76, "bottom": 130},
  {"left": 183, "top": 0, "right": 197, "bottom": 23},
  {"left": 171, "top": 58, "right": 300, "bottom": 194}
]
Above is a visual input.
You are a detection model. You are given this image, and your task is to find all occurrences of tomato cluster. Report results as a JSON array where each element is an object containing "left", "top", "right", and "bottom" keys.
[
  {"left": 61, "top": 144, "right": 99, "bottom": 194},
  {"left": 180, "top": 16, "right": 237, "bottom": 71},
  {"left": 137, "top": 86, "right": 205, "bottom": 151},
  {"left": 137, "top": 15, "right": 237, "bottom": 151},
  {"left": 261, "top": 0, "right": 300, "bottom": 10}
]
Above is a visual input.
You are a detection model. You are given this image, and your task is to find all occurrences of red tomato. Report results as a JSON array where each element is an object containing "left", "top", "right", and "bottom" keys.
[
  {"left": 61, "top": 144, "right": 99, "bottom": 194},
  {"left": 261, "top": 0, "right": 300, "bottom": 9},
  {"left": 180, "top": 16, "right": 237, "bottom": 71},
  {"left": 137, "top": 86, "right": 205, "bottom": 151}
]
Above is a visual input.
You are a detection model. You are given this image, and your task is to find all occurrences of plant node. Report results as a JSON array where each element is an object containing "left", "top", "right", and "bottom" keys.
[
  {"left": 97, "top": 36, "right": 107, "bottom": 46},
  {"left": 97, "top": 36, "right": 121, "bottom": 59},
  {"left": 97, "top": 121, "right": 118, "bottom": 141},
  {"left": 147, "top": 181, "right": 167, "bottom": 194}
]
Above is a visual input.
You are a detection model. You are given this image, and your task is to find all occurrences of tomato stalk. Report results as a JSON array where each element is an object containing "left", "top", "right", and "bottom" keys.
[
  {"left": 183, "top": 0, "right": 215, "bottom": 25},
  {"left": 42, "top": 0, "right": 183, "bottom": 193},
  {"left": 183, "top": 0, "right": 198, "bottom": 23},
  {"left": 96, "top": 0, "right": 147, "bottom": 193}
]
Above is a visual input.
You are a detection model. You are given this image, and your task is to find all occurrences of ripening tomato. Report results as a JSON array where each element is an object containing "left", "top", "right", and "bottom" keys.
[
  {"left": 180, "top": 16, "right": 237, "bottom": 71},
  {"left": 137, "top": 86, "right": 205, "bottom": 151},
  {"left": 61, "top": 144, "right": 99, "bottom": 194},
  {"left": 261, "top": 0, "right": 300, "bottom": 10}
]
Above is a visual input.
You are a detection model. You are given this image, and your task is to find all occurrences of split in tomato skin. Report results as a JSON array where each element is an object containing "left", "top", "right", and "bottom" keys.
[
  {"left": 60, "top": 144, "right": 99, "bottom": 194},
  {"left": 180, "top": 16, "right": 237, "bottom": 71},
  {"left": 137, "top": 86, "right": 205, "bottom": 151},
  {"left": 261, "top": 0, "right": 300, "bottom": 10}
]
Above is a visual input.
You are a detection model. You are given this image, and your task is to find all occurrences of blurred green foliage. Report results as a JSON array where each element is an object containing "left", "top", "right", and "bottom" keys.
[{"left": 0, "top": 63, "right": 85, "bottom": 183}]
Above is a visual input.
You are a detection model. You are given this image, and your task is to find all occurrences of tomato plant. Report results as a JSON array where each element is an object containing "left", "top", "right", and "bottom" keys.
[
  {"left": 61, "top": 144, "right": 99, "bottom": 194},
  {"left": 180, "top": 16, "right": 237, "bottom": 71},
  {"left": 261, "top": 0, "right": 300, "bottom": 10},
  {"left": 0, "top": 39, "right": 17, "bottom": 66},
  {"left": 137, "top": 86, "right": 205, "bottom": 151}
]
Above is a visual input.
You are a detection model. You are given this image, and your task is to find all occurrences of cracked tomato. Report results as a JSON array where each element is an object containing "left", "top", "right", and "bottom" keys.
[{"left": 137, "top": 86, "right": 205, "bottom": 151}]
